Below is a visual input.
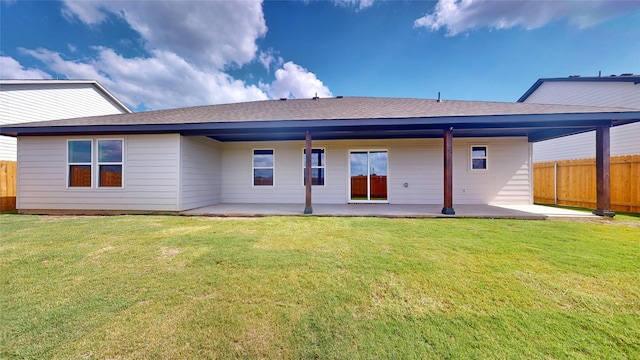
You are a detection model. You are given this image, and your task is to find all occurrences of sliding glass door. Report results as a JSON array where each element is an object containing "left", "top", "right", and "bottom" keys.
[{"left": 349, "top": 150, "right": 388, "bottom": 202}]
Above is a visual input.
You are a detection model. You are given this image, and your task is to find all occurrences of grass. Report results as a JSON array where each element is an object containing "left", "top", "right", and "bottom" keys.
[{"left": 1, "top": 214, "right": 639, "bottom": 359}]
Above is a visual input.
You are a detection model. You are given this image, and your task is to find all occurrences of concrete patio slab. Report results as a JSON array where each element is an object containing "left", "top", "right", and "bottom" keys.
[
  {"left": 490, "top": 204, "right": 599, "bottom": 218},
  {"left": 182, "top": 203, "right": 598, "bottom": 220}
]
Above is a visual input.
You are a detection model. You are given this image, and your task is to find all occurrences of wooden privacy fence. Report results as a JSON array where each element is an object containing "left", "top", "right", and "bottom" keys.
[
  {"left": 534, "top": 155, "right": 640, "bottom": 213},
  {"left": 351, "top": 175, "right": 387, "bottom": 199},
  {"left": 1, "top": 161, "right": 17, "bottom": 211}
]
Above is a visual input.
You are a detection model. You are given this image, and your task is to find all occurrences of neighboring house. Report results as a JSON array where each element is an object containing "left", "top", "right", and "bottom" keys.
[
  {"left": 518, "top": 74, "right": 640, "bottom": 161},
  {"left": 1, "top": 96, "right": 639, "bottom": 216},
  {"left": 0, "top": 80, "right": 131, "bottom": 161}
]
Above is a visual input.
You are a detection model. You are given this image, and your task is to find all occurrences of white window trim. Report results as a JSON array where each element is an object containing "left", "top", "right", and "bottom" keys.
[
  {"left": 302, "top": 147, "right": 326, "bottom": 187},
  {"left": 67, "top": 139, "right": 93, "bottom": 188},
  {"left": 252, "top": 148, "right": 275, "bottom": 187},
  {"left": 470, "top": 144, "right": 489, "bottom": 172},
  {"left": 97, "top": 138, "right": 124, "bottom": 188},
  {"left": 347, "top": 148, "right": 389, "bottom": 204},
  {"left": 67, "top": 138, "right": 125, "bottom": 189}
]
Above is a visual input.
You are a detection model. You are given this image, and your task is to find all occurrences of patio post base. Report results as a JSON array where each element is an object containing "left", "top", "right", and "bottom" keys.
[
  {"left": 592, "top": 209, "right": 615, "bottom": 217},
  {"left": 304, "top": 207, "right": 313, "bottom": 214},
  {"left": 441, "top": 207, "right": 455, "bottom": 215}
]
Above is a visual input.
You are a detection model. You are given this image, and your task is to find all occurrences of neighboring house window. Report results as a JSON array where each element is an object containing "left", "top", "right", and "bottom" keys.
[
  {"left": 98, "top": 139, "right": 123, "bottom": 187},
  {"left": 68, "top": 140, "right": 93, "bottom": 187},
  {"left": 253, "top": 149, "right": 274, "bottom": 186},
  {"left": 303, "top": 148, "right": 325, "bottom": 186},
  {"left": 471, "top": 145, "right": 488, "bottom": 171}
]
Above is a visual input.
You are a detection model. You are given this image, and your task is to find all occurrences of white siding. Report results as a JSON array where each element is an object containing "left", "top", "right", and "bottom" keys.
[
  {"left": 17, "top": 134, "right": 181, "bottom": 211},
  {"left": 0, "top": 82, "right": 128, "bottom": 160},
  {"left": 387, "top": 139, "right": 442, "bottom": 204},
  {"left": 17, "top": 135, "right": 532, "bottom": 210},
  {"left": 221, "top": 141, "right": 304, "bottom": 204},
  {"left": 220, "top": 137, "right": 531, "bottom": 205},
  {"left": 180, "top": 136, "right": 221, "bottom": 210},
  {"left": 0, "top": 137, "right": 17, "bottom": 163},
  {"left": 524, "top": 81, "right": 640, "bottom": 161},
  {"left": 533, "top": 123, "right": 640, "bottom": 161},
  {"left": 524, "top": 81, "right": 640, "bottom": 109},
  {"left": 454, "top": 138, "right": 532, "bottom": 205},
  {"left": 219, "top": 139, "right": 437, "bottom": 204}
]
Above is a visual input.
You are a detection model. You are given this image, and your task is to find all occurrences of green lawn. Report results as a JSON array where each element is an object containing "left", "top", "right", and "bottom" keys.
[{"left": 1, "top": 215, "right": 639, "bottom": 359}]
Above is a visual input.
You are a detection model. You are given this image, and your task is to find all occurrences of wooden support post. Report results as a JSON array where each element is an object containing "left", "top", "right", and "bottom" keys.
[
  {"left": 442, "top": 128, "right": 455, "bottom": 215},
  {"left": 304, "top": 131, "right": 313, "bottom": 214},
  {"left": 593, "top": 126, "right": 615, "bottom": 217}
]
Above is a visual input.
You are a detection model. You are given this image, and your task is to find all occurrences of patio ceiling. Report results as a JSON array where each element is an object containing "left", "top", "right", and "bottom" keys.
[{"left": 179, "top": 115, "right": 617, "bottom": 142}]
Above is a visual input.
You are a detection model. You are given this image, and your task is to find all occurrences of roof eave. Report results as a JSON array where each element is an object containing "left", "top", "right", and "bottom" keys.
[
  {"left": 517, "top": 79, "right": 545, "bottom": 103},
  {"left": 90, "top": 81, "right": 132, "bottom": 114},
  {"left": 2, "top": 112, "right": 637, "bottom": 139}
]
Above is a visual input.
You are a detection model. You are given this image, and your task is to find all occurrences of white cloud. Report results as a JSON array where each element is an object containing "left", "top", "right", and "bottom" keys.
[
  {"left": 415, "top": 0, "right": 640, "bottom": 36},
  {"left": 61, "top": 0, "right": 267, "bottom": 69},
  {"left": 23, "top": 48, "right": 267, "bottom": 110},
  {"left": 21, "top": 48, "right": 106, "bottom": 80},
  {"left": 61, "top": 1, "right": 108, "bottom": 25},
  {"left": 262, "top": 61, "right": 332, "bottom": 99},
  {"left": 0, "top": 56, "right": 52, "bottom": 79},
  {"left": 258, "top": 50, "right": 284, "bottom": 72},
  {"left": 22, "top": 45, "right": 334, "bottom": 109},
  {"left": 18, "top": 1, "right": 333, "bottom": 109},
  {"left": 334, "top": 0, "right": 374, "bottom": 11}
]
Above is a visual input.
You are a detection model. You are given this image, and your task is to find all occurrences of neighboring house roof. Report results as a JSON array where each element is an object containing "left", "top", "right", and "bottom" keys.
[
  {"left": 2, "top": 96, "right": 639, "bottom": 143},
  {"left": 518, "top": 74, "right": 640, "bottom": 103},
  {"left": 0, "top": 79, "right": 132, "bottom": 114}
]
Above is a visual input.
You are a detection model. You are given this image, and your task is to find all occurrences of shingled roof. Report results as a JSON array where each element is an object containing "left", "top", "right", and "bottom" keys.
[
  {"left": 5, "top": 96, "right": 638, "bottom": 128},
  {"left": 2, "top": 96, "right": 639, "bottom": 142}
]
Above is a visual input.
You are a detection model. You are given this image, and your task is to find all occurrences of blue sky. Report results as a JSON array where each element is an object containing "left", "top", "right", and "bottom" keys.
[{"left": 2, "top": 0, "right": 639, "bottom": 111}]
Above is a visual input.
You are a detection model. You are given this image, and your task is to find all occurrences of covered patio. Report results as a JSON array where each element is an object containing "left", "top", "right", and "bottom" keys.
[{"left": 182, "top": 203, "right": 597, "bottom": 220}]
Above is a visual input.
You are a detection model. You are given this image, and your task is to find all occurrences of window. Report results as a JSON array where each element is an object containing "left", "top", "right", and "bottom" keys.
[
  {"left": 253, "top": 149, "right": 274, "bottom": 186},
  {"left": 303, "top": 148, "right": 325, "bottom": 186},
  {"left": 98, "top": 139, "right": 123, "bottom": 187},
  {"left": 68, "top": 140, "right": 92, "bottom": 187},
  {"left": 67, "top": 139, "right": 124, "bottom": 188},
  {"left": 471, "top": 145, "right": 488, "bottom": 170}
]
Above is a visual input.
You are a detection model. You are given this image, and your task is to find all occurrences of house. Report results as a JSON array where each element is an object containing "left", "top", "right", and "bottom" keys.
[
  {"left": 518, "top": 74, "right": 640, "bottom": 161},
  {"left": 0, "top": 79, "right": 131, "bottom": 161},
  {"left": 519, "top": 74, "right": 640, "bottom": 213},
  {"left": 0, "top": 79, "right": 131, "bottom": 210},
  {"left": 1, "top": 96, "right": 639, "bottom": 216}
]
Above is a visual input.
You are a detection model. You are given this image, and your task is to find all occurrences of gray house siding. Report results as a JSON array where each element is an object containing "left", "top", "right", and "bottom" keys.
[
  {"left": 15, "top": 134, "right": 532, "bottom": 212},
  {"left": 218, "top": 137, "right": 531, "bottom": 206},
  {"left": 180, "top": 136, "right": 221, "bottom": 210},
  {"left": 17, "top": 134, "right": 180, "bottom": 211},
  {"left": 524, "top": 80, "right": 640, "bottom": 161},
  {"left": 5, "top": 95, "right": 637, "bottom": 214},
  {"left": 532, "top": 123, "right": 640, "bottom": 162},
  {"left": 1, "top": 81, "right": 130, "bottom": 161}
]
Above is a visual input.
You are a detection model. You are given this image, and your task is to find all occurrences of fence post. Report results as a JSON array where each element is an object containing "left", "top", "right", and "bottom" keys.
[{"left": 554, "top": 162, "right": 558, "bottom": 205}]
